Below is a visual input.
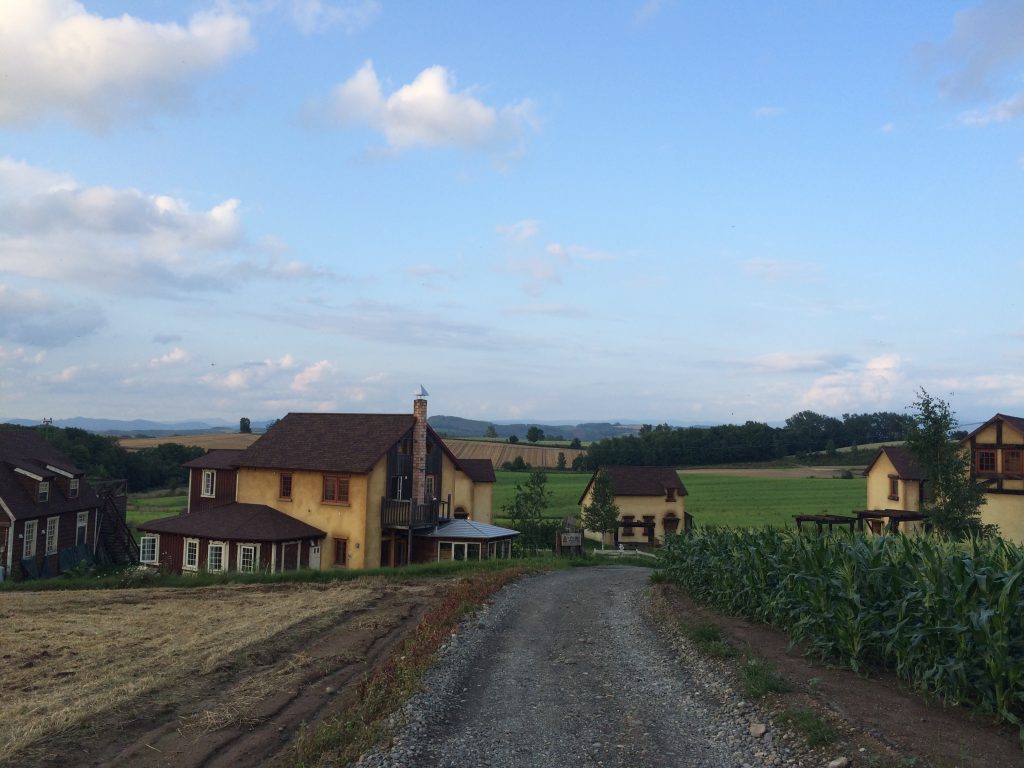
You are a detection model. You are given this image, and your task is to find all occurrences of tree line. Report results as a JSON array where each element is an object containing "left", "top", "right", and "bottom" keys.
[
  {"left": 579, "top": 410, "right": 915, "bottom": 470},
  {"left": 2, "top": 425, "right": 203, "bottom": 493}
]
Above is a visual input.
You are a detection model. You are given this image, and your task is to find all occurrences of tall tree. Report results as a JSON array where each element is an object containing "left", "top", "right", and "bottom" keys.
[
  {"left": 905, "top": 389, "right": 993, "bottom": 538},
  {"left": 581, "top": 470, "right": 620, "bottom": 549},
  {"left": 526, "top": 425, "right": 545, "bottom": 443},
  {"left": 484, "top": 424, "right": 498, "bottom": 438},
  {"left": 239, "top": 417, "right": 252, "bottom": 434},
  {"left": 502, "top": 469, "right": 552, "bottom": 554}
]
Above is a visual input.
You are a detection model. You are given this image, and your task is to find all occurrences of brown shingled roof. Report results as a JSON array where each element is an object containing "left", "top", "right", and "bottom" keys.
[
  {"left": 235, "top": 412, "right": 416, "bottom": 473},
  {"left": 138, "top": 504, "right": 325, "bottom": 541},
  {"left": 864, "top": 445, "right": 925, "bottom": 480},
  {"left": 578, "top": 465, "right": 687, "bottom": 505},
  {"left": 458, "top": 458, "right": 496, "bottom": 483},
  {"left": 183, "top": 449, "right": 246, "bottom": 470},
  {"left": 0, "top": 428, "right": 100, "bottom": 520}
]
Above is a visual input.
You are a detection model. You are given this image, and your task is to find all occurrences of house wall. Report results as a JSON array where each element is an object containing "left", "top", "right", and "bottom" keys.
[
  {"left": 473, "top": 483, "right": 494, "bottom": 524},
  {"left": 188, "top": 467, "right": 237, "bottom": 512},
  {"left": 579, "top": 485, "right": 686, "bottom": 545},
  {"left": 10, "top": 508, "right": 94, "bottom": 580},
  {"left": 149, "top": 533, "right": 307, "bottom": 575},
  {"left": 865, "top": 454, "right": 921, "bottom": 512},
  {"left": 236, "top": 467, "right": 372, "bottom": 570},
  {"left": 969, "top": 420, "right": 1024, "bottom": 544},
  {"left": 361, "top": 460, "right": 387, "bottom": 569}
]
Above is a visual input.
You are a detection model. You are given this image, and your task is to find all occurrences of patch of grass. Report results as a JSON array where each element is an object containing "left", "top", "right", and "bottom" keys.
[
  {"left": 741, "top": 657, "right": 791, "bottom": 698},
  {"left": 684, "top": 622, "right": 736, "bottom": 658},
  {"left": 777, "top": 707, "right": 837, "bottom": 746},
  {"left": 493, "top": 470, "right": 592, "bottom": 520}
]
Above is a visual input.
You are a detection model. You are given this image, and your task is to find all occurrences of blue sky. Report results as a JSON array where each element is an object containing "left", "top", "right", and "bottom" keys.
[{"left": 1, "top": 1, "right": 1023, "bottom": 426}]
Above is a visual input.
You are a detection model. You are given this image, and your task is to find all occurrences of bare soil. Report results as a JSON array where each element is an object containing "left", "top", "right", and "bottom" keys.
[
  {"left": 0, "top": 580, "right": 441, "bottom": 768},
  {"left": 652, "top": 583, "right": 1023, "bottom": 768}
]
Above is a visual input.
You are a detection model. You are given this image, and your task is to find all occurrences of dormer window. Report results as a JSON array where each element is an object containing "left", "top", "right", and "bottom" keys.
[
  {"left": 665, "top": 488, "right": 676, "bottom": 502},
  {"left": 201, "top": 470, "right": 216, "bottom": 498},
  {"left": 69, "top": 478, "right": 80, "bottom": 499},
  {"left": 38, "top": 481, "right": 49, "bottom": 503}
]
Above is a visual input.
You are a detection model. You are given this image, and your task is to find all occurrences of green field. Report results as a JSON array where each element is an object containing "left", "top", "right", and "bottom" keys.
[
  {"left": 126, "top": 494, "right": 186, "bottom": 529},
  {"left": 492, "top": 469, "right": 865, "bottom": 529}
]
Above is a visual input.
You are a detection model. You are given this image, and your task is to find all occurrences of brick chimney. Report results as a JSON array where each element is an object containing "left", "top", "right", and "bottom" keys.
[{"left": 411, "top": 387, "right": 428, "bottom": 505}]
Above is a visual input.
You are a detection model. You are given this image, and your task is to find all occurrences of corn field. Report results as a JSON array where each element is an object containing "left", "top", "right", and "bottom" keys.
[{"left": 659, "top": 529, "right": 1024, "bottom": 731}]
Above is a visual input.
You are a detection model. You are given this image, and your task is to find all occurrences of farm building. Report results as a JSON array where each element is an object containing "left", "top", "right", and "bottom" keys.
[
  {"left": 578, "top": 465, "right": 690, "bottom": 547},
  {"left": 859, "top": 445, "right": 928, "bottom": 535},
  {"left": 961, "top": 414, "right": 1024, "bottom": 543},
  {"left": 0, "top": 428, "right": 137, "bottom": 581},
  {"left": 141, "top": 391, "right": 515, "bottom": 573}
]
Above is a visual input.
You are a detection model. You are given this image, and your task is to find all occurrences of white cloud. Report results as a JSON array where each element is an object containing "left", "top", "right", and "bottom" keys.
[
  {"left": 633, "top": 0, "right": 663, "bottom": 27},
  {"left": 326, "top": 60, "right": 537, "bottom": 151},
  {"left": 881, "top": 122, "right": 895, "bottom": 134},
  {"left": 149, "top": 347, "right": 189, "bottom": 367},
  {"left": 0, "top": 1, "right": 253, "bottom": 129},
  {"left": 0, "top": 283, "right": 103, "bottom": 346},
  {"left": 0, "top": 157, "right": 324, "bottom": 298},
  {"left": 750, "top": 352, "right": 852, "bottom": 374},
  {"left": 801, "top": 355, "right": 903, "bottom": 411},
  {"left": 545, "top": 243, "right": 613, "bottom": 262},
  {"left": 497, "top": 219, "right": 540, "bottom": 242},
  {"left": 290, "top": 0, "right": 380, "bottom": 34},
  {"left": 0, "top": 347, "right": 46, "bottom": 365},
  {"left": 291, "top": 360, "right": 333, "bottom": 392},
  {"left": 753, "top": 106, "right": 785, "bottom": 119},
  {"left": 506, "top": 303, "right": 587, "bottom": 318},
  {"left": 959, "top": 92, "right": 1024, "bottom": 125},
  {"left": 200, "top": 353, "right": 303, "bottom": 391},
  {"left": 740, "top": 257, "right": 822, "bottom": 282}
]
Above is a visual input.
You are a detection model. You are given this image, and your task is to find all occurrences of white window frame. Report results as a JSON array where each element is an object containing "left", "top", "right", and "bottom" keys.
[
  {"left": 237, "top": 543, "right": 259, "bottom": 573},
  {"left": 69, "top": 478, "right": 80, "bottom": 499},
  {"left": 23, "top": 519, "right": 37, "bottom": 558},
  {"left": 183, "top": 538, "right": 200, "bottom": 571},
  {"left": 76, "top": 511, "right": 88, "bottom": 545},
  {"left": 201, "top": 470, "right": 216, "bottom": 498},
  {"left": 139, "top": 534, "right": 159, "bottom": 564},
  {"left": 45, "top": 516, "right": 58, "bottom": 555},
  {"left": 38, "top": 481, "right": 50, "bottom": 503},
  {"left": 207, "top": 540, "right": 227, "bottom": 572}
]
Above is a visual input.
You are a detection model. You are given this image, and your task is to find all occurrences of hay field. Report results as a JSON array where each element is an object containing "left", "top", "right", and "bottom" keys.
[
  {"left": 0, "top": 580, "right": 421, "bottom": 761},
  {"left": 444, "top": 439, "right": 585, "bottom": 469},
  {"left": 119, "top": 432, "right": 261, "bottom": 451}
]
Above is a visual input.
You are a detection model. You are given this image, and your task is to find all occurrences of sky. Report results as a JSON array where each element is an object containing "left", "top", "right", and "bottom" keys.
[{"left": 1, "top": 0, "right": 1023, "bottom": 426}]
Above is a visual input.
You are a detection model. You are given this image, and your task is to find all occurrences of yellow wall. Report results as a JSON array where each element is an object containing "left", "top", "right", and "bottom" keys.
[
  {"left": 579, "top": 484, "right": 686, "bottom": 545},
  {"left": 473, "top": 483, "right": 494, "bottom": 524},
  {"left": 439, "top": 454, "right": 493, "bottom": 522},
  {"left": 236, "top": 467, "right": 374, "bottom": 569},
  {"left": 865, "top": 453, "right": 921, "bottom": 513},
  {"left": 981, "top": 494, "right": 1024, "bottom": 545}
]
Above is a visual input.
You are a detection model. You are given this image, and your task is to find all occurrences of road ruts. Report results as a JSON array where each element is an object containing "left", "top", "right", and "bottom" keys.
[{"left": 362, "top": 566, "right": 774, "bottom": 768}]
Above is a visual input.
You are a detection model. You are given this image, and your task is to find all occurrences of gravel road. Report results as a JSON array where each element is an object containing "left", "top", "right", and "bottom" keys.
[{"left": 359, "top": 566, "right": 812, "bottom": 768}]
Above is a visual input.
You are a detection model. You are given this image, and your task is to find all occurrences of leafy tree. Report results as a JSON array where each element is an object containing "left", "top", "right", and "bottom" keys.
[
  {"left": 569, "top": 437, "right": 582, "bottom": 449},
  {"left": 905, "top": 389, "right": 993, "bottom": 538},
  {"left": 484, "top": 424, "right": 498, "bottom": 438},
  {"left": 556, "top": 451, "right": 566, "bottom": 471},
  {"left": 581, "top": 470, "right": 620, "bottom": 549},
  {"left": 502, "top": 469, "right": 552, "bottom": 555},
  {"left": 526, "top": 425, "right": 545, "bottom": 443},
  {"left": 239, "top": 417, "right": 252, "bottom": 434},
  {"left": 508, "top": 434, "right": 519, "bottom": 444}
]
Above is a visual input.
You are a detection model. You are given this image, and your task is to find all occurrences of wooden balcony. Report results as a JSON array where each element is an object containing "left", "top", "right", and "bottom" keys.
[{"left": 381, "top": 495, "right": 451, "bottom": 530}]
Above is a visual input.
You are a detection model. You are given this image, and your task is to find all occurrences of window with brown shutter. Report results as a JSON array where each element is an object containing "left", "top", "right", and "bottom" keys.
[{"left": 323, "top": 475, "right": 350, "bottom": 504}]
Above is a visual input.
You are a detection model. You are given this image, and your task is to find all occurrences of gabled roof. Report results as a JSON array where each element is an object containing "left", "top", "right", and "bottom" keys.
[
  {"left": 863, "top": 445, "right": 925, "bottom": 480},
  {"left": 422, "top": 518, "right": 518, "bottom": 540},
  {"left": 184, "top": 449, "right": 246, "bottom": 470},
  {"left": 0, "top": 428, "right": 99, "bottom": 520},
  {"left": 138, "top": 503, "right": 326, "bottom": 541},
  {"left": 458, "top": 458, "right": 496, "bottom": 483},
  {"left": 235, "top": 412, "right": 417, "bottom": 473},
  {"left": 578, "top": 465, "right": 687, "bottom": 505},
  {"left": 960, "top": 413, "right": 1024, "bottom": 444}
]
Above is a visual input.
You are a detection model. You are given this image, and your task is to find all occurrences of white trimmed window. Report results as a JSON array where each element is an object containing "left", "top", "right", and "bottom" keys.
[
  {"left": 76, "top": 511, "right": 88, "bottom": 545},
  {"left": 201, "top": 470, "right": 216, "bottom": 498},
  {"left": 139, "top": 535, "right": 159, "bottom": 564},
  {"left": 45, "top": 516, "right": 58, "bottom": 555},
  {"left": 38, "top": 481, "right": 49, "bottom": 503},
  {"left": 23, "top": 519, "right": 37, "bottom": 558},
  {"left": 207, "top": 541, "right": 226, "bottom": 572},
  {"left": 69, "top": 478, "right": 80, "bottom": 499},
  {"left": 184, "top": 538, "right": 199, "bottom": 571},
  {"left": 237, "top": 543, "right": 259, "bottom": 573}
]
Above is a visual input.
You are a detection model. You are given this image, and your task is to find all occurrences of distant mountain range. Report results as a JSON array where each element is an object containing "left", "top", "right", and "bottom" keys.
[
  {"left": 426, "top": 415, "right": 640, "bottom": 441},
  {"left": 0, "top": 417, "right": 274, "bottom": 436}
]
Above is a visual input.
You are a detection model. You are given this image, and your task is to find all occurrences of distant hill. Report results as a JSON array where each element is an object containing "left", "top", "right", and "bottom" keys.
[
  {"left": 0, "top": 417, "right": 273, "bottom": 436},
  {"left": 428, "top": 415, "right": 637, "bottom": 441}
]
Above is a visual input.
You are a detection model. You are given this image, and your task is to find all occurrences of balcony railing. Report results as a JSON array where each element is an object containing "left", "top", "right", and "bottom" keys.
[{"left": 381, "top": 495, "right": 451, "bottom": 529}]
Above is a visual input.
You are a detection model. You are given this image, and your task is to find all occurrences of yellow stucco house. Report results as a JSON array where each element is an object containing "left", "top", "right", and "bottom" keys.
[
  {"left": 961, "top": 413, "right": 1024, "bottom": 544},
  {"left": 861, "top": 445, "right": 928, "bottom": 535},
  {"left": 140, "top": 395, "right": 514, "bottom": 573},
  {"left": 578, "top": 465, "right": 689, "bottom": 546}
]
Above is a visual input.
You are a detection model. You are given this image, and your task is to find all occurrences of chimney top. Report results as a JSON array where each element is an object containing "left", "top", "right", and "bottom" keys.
[{"left": 413, "top": 385, "right": 429, "bottom": 398}]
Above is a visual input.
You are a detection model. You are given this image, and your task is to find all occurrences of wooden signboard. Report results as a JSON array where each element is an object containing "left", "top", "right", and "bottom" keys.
[{"left": 555, "top": 517, "right": 584, "bottom": 557}]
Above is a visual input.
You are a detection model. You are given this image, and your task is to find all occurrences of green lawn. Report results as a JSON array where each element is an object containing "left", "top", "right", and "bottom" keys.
[
  {"left": 126, "top": 494, "right": 186, "bottom": 528},
  {"left": 492, "top": 469, "right": 866, "bottom": 529}
]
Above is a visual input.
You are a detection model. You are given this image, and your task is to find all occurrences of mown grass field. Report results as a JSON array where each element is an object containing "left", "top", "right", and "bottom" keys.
[
  {"left": 126, "top": 494, "right": 186, "bottom": 536},
  {"left": 492, "top": 469, "right": 866, "bottom": 528}
]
